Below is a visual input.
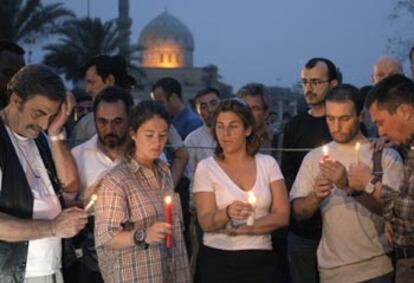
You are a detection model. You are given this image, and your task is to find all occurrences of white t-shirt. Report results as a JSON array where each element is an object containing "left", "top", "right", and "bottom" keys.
[
  {"left": 71, "top": 135, "right": 121, "bottom": 201},
  {"left": 193, "top": 153, "right": 284, "bottom": 251},
  {"left": 184, "top": 125, "right": 216, "bottom": 181},
  {"left": 2, "top": 127, "right": 62, "bottom": 278},
  {"left": 290, "top": 141, "right": 403, "bottom": 283}
]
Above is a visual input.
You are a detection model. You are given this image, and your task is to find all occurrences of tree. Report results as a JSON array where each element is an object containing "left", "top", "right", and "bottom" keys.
[
  {"left": 43, "top": 17, "right": 121, "bottom": 82},
  {"left": 0, "top": 0, "right": 74, "bottom": 43},
  {"left": 386, "top": 0, "right": 414, "bottom": 59}
]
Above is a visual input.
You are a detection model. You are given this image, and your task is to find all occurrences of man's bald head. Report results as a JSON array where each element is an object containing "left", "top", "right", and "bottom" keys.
[{"left": 372, "top": 55, "right": 403, "bottom": 85}]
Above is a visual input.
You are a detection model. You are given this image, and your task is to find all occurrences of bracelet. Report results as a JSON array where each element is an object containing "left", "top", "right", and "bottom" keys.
[
  {"left": 225, "top": 205, "right": 231, "bottom": 219},
  {"left": 49, "top": 131, "right": 66, "bottom": 141}
]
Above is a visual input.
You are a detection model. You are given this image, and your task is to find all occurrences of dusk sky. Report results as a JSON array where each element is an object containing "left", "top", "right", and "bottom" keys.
[{"left": 33, "top": 0, "right": 409, "bottom": 90}]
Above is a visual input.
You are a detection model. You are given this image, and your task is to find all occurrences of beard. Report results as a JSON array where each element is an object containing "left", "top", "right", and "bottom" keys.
[
  {"left": 305, "top": 91, "right": 325, "bottom": 106},
  {"left": 331, "top": 127, "right": 359, "bottom": 144},
  {"left": 98, "top": 133, "right": 126, "bottom": 149}
]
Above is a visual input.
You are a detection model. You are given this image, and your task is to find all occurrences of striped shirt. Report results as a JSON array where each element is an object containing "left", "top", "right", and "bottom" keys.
[
  {"left": 94, "top": 158, "right": 191, "bottom": 283},
  {"left": 381, "top": 137, "right": 414, "bottom": 247}
]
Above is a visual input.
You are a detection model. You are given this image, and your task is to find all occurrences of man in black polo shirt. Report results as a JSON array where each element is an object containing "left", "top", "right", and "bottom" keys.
[{"left": 282, "top": 57, "right": 339, "bottom": 283}]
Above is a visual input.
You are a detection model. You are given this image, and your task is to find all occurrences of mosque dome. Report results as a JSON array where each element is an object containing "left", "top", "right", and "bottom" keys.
[{"left": 138, "top": 11, "right": 194, "bottom": 68}]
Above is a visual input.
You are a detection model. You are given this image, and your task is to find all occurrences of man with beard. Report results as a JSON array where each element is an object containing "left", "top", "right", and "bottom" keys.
[
  {"left": 290, "top": 84, "right": 403, "bottom": 282},
  {"left": 71, "top": 86, "right": 133, "bottom": 283},
  {"left": 282, "top": 58, "right": 339, "bottom": 283}
]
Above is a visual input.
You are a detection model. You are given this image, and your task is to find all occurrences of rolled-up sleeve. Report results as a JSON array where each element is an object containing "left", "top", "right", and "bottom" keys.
[{"left": 94, "top": 176, "right": 128, "bottom": 248}]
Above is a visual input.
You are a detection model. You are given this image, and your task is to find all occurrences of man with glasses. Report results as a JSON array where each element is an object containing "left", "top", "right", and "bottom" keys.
[{"left": 281, "top": 57, "right": 339, "bottom": 283}]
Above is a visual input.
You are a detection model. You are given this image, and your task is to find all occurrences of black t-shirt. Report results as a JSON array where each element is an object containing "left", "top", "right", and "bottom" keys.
[{"left": 281, "top": 111, "right": 332, "bottom": 240}]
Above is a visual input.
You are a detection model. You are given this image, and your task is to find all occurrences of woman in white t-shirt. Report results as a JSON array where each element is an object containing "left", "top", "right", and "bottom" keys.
[{"left": 193, "top": 98, "right": 289, "bottom": 283}]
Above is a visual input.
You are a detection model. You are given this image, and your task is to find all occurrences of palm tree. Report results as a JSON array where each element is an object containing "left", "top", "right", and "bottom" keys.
[
  {"left": 43, "top": 17, "right": 121, "bottom": 82},
  {"left": 0, "top": 0, "right": 74, "bottom": 43}
]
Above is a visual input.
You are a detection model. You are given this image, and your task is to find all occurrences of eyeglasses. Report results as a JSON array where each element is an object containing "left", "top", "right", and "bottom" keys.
[{"left": 300, "top": 79, "right": 331, "bottom": 88}]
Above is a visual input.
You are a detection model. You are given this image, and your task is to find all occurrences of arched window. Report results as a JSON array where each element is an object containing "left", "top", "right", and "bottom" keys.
[{"left": 160, "top": 53, "right": 164, "bottom": 63}]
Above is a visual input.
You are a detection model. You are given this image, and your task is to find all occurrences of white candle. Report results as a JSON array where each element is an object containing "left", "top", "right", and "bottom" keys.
[
  {"left": 355, "top": 142, "right": 361, "bottom": 163},
  {"left": 246, "top": 192, "right": 257, "bottom": 226},
  {"left": 322, "top": 145, "right": 329, "bottom": 161},
  {"left": 84, "top": 194, "right": 98, "bottom": 212}
]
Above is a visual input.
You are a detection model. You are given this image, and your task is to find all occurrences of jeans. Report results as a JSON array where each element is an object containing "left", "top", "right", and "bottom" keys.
[
  {"left": 396, "top": 258, "right": 414, "bottom": 283},
  {"left": 287, "top": 233, "right": 319, "bottom": 283},
  {"left": 362, "top": 272, "right": 393, "bottom": 283}
]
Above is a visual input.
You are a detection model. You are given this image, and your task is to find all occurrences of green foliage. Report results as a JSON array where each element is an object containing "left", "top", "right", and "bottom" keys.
[
  {"left": 0, "top": 0, "right": 74, "bottom": 42},
  {"left": 43, "top": 17, "right": 121, "bottom": 82}
]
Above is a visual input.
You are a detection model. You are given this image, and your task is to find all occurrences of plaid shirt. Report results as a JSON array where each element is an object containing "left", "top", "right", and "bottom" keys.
[
  {"left": 381, "top": 137, "right": 414, "bottom": 247},
  {"left": 94, "top": 158, "right": 191, "bottom": 283}
]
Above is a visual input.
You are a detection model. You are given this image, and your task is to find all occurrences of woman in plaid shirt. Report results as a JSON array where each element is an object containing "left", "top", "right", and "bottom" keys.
[{"left": 94, "top": 101, "right": 191, "bottom": 283}]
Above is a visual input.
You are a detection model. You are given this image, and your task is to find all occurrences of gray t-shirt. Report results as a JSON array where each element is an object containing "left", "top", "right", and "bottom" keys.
[{"left": 290, "top": 141, "right": 403, "bottom": 283}]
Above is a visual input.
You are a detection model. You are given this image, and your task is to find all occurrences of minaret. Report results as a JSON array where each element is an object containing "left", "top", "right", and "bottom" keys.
[{"left": 118, "top": 0, "right": 131, "bottom": 61}]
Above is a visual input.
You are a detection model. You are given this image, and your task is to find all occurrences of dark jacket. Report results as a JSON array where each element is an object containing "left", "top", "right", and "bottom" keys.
[{"left": 0, "top": 118, "right": 64, "bottom": 283}]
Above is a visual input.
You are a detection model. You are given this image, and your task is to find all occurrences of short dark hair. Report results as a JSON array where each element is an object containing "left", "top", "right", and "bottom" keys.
[
  {"left": 125, "top": 100, "right": 170, "bottom": 160},
  {"left": 236, "top": 82, "right": 270, "bottom": 111},
  {"left": 151, "top": 77, "right": 182, "bottom": 100},
  {"left": 409, "top": 45, "right": 414, "bottom": 63},
  {"left": 304, "top": 57, "right": 339, "bottom": 82},
  {"left": 93, "top": 86, "right": 134, "bottom": 115},
  {"left": 7, "top": 64, "right": 65, "bottom": 104},
  {"left": 212, "top": 98, "right": 260, "bottom": 159},
  {"left": 84, "top": 55, "right": 135, "bottom": 89},
  {"left": 325, "top": 84, "right": 364, "bottom": 116},
  {"left": 195, "top": 87, "right": 220, "bottom": 104},
  {"left": 365, "top": 74, "right": 414, "bottom": 113},
  {"left": 0, "top": 39, "right": 25, "bottom": 55}
]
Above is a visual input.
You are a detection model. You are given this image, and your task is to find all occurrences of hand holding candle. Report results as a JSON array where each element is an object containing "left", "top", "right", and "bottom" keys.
[
  {"left": 246, "top": 192, "right": 257, "bottom": 226},
  {"left": 164, "top": 195, "right": 173, "bottom": 248},
  {"left": 84, "top": 194, "right": 97, "bottom": 212}
]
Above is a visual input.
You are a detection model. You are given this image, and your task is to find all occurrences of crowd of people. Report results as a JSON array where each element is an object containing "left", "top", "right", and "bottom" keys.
[{"left": 0, "top": 38, "right": 413, "bottom": 283}]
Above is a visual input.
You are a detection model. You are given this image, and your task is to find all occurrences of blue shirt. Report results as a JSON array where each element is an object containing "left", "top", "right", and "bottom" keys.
[{"left": 172, "top": 106, "right": 203, "bottom": 139}]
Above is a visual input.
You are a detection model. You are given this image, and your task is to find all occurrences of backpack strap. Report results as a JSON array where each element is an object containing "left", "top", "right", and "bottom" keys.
[{"left": 372, "top": 149, "right": 383, "bottom": 181}]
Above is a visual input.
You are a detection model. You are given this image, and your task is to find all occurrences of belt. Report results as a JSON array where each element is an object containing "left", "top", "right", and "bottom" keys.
[{"left": 395, "top": 246, "right": 414, "bottom": 259}]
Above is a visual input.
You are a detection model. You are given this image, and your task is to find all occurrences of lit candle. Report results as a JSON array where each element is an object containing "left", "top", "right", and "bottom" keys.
[
  {"left": 84, "top": 194, "right": 97, "bottom": 212},
  {"left": 322, "top": 145, "right": 329, "bottom": 161},
  {"left": 246, "top": 192, "right": 257, "bottom": 226},
  {"left": 164, "top": 195, "right": 173, "bottom": 248},
  {"left": 355, "top": 142, "right": 361, "bottom": 163}
]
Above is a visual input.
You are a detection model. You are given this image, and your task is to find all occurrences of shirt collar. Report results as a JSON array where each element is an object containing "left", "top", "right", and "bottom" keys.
[{"left": 127, "top": 157, "right": 170, "bottom": 173}]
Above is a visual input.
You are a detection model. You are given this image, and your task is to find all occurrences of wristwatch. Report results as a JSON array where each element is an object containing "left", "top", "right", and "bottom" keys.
[
  {"left": 364, "top": 176, "right": 380, "bottom": 194},
  {"left": 133, "top": 229, "right": 149, "bottom": 249}
]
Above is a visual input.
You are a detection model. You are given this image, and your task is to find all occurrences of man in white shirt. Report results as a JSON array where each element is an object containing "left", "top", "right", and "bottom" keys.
[
  {"left": 71, "top": 86, "right": 133, "bottom": 283},
  {"left": 0, "top": 64, "right": 88, "bottom": 283},
  {"left": 290, "top": 84, "right": 403, "bottom": 283},
  {"left": 184, "top": 88, "right": 220, "bottom": 180}
]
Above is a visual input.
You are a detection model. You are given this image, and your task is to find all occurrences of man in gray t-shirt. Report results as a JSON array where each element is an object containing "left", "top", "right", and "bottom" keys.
[{"left": 290, "top": 84, "right": 403, "bottom": 283}]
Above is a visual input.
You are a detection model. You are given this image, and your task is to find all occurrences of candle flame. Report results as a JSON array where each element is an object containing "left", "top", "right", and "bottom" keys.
[
  {"left": 323, "top": 145, "right": 328, "bottom": 156},
  {"left": 355, "top": 142, "right": 360, "bottom": 150},
  {"left": 91, "top": 194, "right": 98, "bottom": 201},
  {"left": 248, "top": 192, "right": 257, "bottom": 205},
  {"left": 165, "top": 195, "right": 172, "bottom": 204}
]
